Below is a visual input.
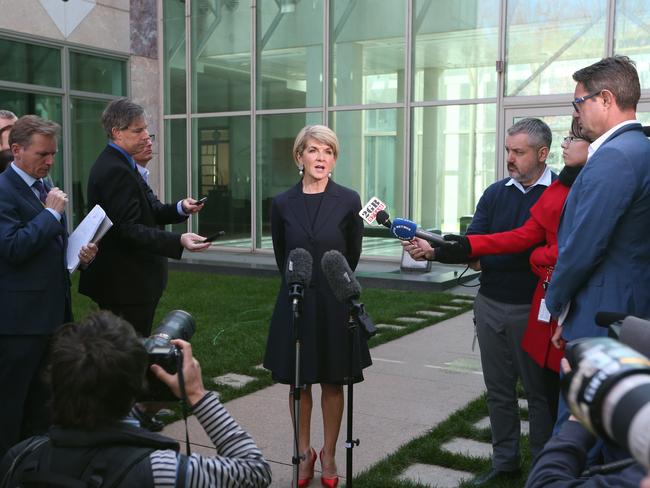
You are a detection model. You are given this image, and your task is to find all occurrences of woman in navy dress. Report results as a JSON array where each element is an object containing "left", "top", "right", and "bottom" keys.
[{"left": 264, "top": 125, "right": 371, "bottom": 487}]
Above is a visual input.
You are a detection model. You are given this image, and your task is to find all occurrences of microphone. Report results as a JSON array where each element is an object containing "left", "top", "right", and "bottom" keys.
[
  {"left": 390, "top": 218, "right": 447, "bottom": 246},
  {"left": 376, "top": 210, "right": 391, "bottom": 228},
  {"left": 285, "top": 248, "right": 313, "bottom": 305},
  {"left": 619, "top": 316, "right": 650, "bottom": 358},
  {"left": 321, "top": 250, "right": 376, "bottom": 337},
  {"left": 595, "top": 311, "right": 628, "bottom": 328}
]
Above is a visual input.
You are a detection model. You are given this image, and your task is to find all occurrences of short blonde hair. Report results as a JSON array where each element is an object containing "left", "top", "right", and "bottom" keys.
[{"left": 293, "top": 125, "right": 339, "bottom": 165}]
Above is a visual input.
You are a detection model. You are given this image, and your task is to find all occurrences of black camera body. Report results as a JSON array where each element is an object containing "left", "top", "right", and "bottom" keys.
[
  {"left": 140, "top": 310, "right": 196, "bottom": 401},
  {"left": 563, "top": 316, "right": 650, "bottom": 470}
]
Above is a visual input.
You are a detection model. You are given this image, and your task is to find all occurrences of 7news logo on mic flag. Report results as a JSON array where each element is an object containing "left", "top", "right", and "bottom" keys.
[{"left": 359, "top": 196, "right": 386, "bottom": 224}]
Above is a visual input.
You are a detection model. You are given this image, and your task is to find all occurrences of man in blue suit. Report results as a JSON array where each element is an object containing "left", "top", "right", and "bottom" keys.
[
  {"left": 0, "top": 116, "right": 97, "bottom": 458},
  {"left": 545, "top": 56, "right": 650, "bottom": 426}
]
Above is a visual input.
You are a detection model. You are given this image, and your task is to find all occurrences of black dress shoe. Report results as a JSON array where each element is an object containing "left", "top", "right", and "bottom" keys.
[
  {"left": 131, "top": 406, "right": 165, "bottom": 432},
  {"left": 469, "top": 467, "right": 521, "bottom": 486}
]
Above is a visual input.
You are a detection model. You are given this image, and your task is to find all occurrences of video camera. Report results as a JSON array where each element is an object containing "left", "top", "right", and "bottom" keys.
[
  {"left": 562, "top": 314, "right": 650, "bottom": 470},
  {"left": 140, "top": 309, "right": 196, "bottom": 401}
]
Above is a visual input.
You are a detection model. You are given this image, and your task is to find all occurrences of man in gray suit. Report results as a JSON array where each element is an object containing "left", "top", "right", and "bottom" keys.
[{"left": 545, "top": 56, "right": 650, "bottom": 429}]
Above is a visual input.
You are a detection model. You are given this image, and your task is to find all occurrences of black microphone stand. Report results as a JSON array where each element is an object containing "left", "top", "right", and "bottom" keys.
[
  {"left": 290, "top": 284, "right": 304, "bottom": 488},
  {"left": 344, "top": 301, "right": 376, "bottom": 488}
]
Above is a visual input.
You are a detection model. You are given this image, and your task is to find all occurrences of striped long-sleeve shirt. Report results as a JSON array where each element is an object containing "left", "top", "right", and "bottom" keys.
[{"left": 150, "top": 392, "right": 272, "bottom": 487}]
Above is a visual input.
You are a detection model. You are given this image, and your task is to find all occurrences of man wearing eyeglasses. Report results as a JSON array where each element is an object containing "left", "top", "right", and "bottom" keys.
[
  {"left": 79, "top": 99, "right": 211, "bottom": 345},
  {"left": 544, "top": 56, "right": 650, "bottom": 428}
]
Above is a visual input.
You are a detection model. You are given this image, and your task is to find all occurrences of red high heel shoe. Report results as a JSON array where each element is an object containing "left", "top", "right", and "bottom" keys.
[
  {"left": 319, "top": 449, "right": 339, "bottom": 488},
  {"left": 298, "top": 448, "right": 317, "bottom": 488}
]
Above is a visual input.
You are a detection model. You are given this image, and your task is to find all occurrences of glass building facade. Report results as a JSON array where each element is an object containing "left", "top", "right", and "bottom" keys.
[
  {"left": 1, "top": 1, "right": 648, "bottom": 260},
  {"left": 162, "top": 0, "right": 650, "bottom": 258}
]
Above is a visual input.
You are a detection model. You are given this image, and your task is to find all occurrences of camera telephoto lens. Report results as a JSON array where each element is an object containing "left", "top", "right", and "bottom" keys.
[
  {"left": 563, "top": 336, "right": 650, "bottom": 470},
  {"left": 152, "top": 310, "right": 195, "bottom": 341}
]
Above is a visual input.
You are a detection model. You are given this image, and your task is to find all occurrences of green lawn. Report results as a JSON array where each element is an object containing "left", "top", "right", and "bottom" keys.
[{"left": 70, "top": 270, "right": 473, "bottom": 403}]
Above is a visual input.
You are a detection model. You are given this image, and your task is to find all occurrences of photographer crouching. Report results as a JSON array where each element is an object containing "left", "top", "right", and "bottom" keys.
[
  {"left": 527, "top": 316, "right": 650, "bottom": 487},
  {"left": 0, "top": 311, "right": 272, "bottom": 487}
]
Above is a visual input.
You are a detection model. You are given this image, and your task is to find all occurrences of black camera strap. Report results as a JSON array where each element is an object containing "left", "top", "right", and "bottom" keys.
[
  {"left": 176, "top": 350, "right": 192, "bottom": 457},
  {"left": 581, "top": 457, "right": 636, "bottom": 477}
]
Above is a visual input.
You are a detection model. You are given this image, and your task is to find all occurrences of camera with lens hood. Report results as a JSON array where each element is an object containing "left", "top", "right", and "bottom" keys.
[
  {"left": 140, "top": 310, "right": 196, "bottom": 401},
  {"left": 563, "top": 314, "right": 650, "bottom": 470}
]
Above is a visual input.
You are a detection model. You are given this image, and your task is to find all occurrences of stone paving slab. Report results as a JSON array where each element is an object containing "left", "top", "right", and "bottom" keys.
[
  {"left": 376, "top": 323, "right": 405, "bottom": 330},
  {"left": 395, "top": 316, "right": 428, "bottom": 323},
  {"left": 451, "top": 298, "right": 475, "bottom": 305},
  {"left": 473, "top": 417, "right": 529, "bottom": 435},
  {"left": 436, "top": 305, "right": 463, "bottom": 311},
  {"left": 398, "top": 463, "right": 473, "bottom": 488},
  {"left": 212, "top": 373, "right": 256, "bottom": 388},
  {"left": 441, "top": 438, "right": 492, "bottom": 459},
  {"left": 519, "top": 398, "right": 528, "bottom": 410},
  {"left": 416, "top": 310, "right": 446, "bottom": 317}
]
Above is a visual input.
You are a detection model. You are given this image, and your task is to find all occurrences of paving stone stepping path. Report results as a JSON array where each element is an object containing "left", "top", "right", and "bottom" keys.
[{"left": 398, "top": 463, "right": 473, "bottom": 488}]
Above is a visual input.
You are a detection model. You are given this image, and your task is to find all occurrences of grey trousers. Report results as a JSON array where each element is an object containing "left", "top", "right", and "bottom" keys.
[{"left": 474, "top": 292, "right": 557, "bottom": 470}]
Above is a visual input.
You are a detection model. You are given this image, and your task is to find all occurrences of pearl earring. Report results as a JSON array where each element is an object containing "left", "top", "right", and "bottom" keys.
[{"left": 298, "top": 165, "right": 304, "bottom": 176}]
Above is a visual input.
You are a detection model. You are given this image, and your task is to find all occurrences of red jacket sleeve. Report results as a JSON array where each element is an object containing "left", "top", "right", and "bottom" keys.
[{"left": 467, "top": 215, "right": 546, "bottom": 257}]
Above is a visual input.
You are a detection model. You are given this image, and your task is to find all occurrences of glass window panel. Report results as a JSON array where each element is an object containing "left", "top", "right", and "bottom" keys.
[
  {"left": 256, "top": 112, "right": 322, "bottom": 249},
  {"left": 257, "top": 0, "right": 323, "bottom": 109},
  {"left": 192, "top": 116, "right": 251, "bottom": 248},
  {"left": 330, "top": 0, "right": 405, "bottom": 105},
  {"left": 332, "top": 108, "right": 404, "bottom": 258},
  {"left": 413, "top": 0, "right": 499, "bottom": 101},
  {"left": 165, "top": 118, "right": 188, "bottom": 234},
  {"left": 191, "top": 0, "right": 250, "bottom": 113},
  {"left": 70, "top": 98, "right": 107, "bottom": 226},
  {"left": 0, "top": 38, "right": 61, "bottom": 88},
  {"left": 615, "top": 0, "right": 650, "bottom": 89},
  {"left": 0, "top": 89, "right": 64, "bottom": 187},
  {"left": 506, "top": 0, "right": 607, "bottom": 96},
  {"left": 163, "top": 0, "right": 186, "bottom": 114},
  {"left": 411, "top": 104, "right": 496, "bottom": 234},
  {"left": 69, "top": 52, "right": 126, "bottom": 96}
]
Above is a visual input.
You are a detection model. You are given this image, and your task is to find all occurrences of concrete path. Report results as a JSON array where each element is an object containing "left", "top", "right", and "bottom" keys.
[{"left": 163, "top": 310, "right": 486, "bottom": 487}]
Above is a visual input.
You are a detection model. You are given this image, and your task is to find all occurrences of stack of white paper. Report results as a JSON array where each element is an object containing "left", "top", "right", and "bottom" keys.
[{"left": 67, "top": 204, "right": 112, "bottom": 273}]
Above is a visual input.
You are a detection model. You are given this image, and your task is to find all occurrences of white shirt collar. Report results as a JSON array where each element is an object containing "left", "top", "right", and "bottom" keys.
[
  {"left": 136, "top": 163, "right": 149, "bottom": 184},
  {"left": 588, "top": 119, "right": 639, "bottom": 160},
  {"left": 505, "top": 165, "right": 552, "bottom": 193}
]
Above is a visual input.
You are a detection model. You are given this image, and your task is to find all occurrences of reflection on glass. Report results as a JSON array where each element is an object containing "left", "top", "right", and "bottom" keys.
[
  {"left": 256, "top": 112, "right": 322, "bottom": 248},
  {"left": 412, "top": 104, "right": 496, "bottom": 234},
  {"left": 615, "top": 0, "right": 650, "bottom": 89},
  {"left": 71, "top": 98, "right": 106, "bottom": 226},
  {"left": 506, "top": 0, "right": 606, "bottom": 96},
  {"left": 70, "top": 52, "right": 126, "bottom": 96},
  {"left": 257, "top": 0, "right": 323, "bottom": 109},
  {"left": 0, "top": 38, "right": 61, "bottom": 88},
  {"left": 164, "top": 0, "right": 186, "bottom": 114},
  {"left": 191, "top": 0, "right": 250, "bottom": 113},
  {"left": 0, "top": 89, "right": 63, "bottom": 186},
  {"left": 413, "top": 0, "right": 499, "bottom": 101},
  {"left": 192, "top": 116, "right": 251, "bottom": 247},
  {"left": 332, "top": 108, "right": 404, "bottom": 257},
  {"left": 165, "top": 118, "right": 188, "bottom": 234},
  {"left": 330, "top": 0, "right": 405, "bottom": 105}
]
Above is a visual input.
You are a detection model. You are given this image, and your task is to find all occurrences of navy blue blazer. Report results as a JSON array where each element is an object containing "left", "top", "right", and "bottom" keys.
[
  {"left": 0, "top": 166, "right": 70, "bottom": 335},
  {"left": 545, "top": 123, "right": 650, "bottom": 341}
]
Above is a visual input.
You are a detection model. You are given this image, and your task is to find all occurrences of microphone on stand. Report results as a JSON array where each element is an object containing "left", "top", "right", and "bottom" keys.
[
  {"left": 321, "top": 250, "right": 376, "bottom": 338},
  {"left": 285, "top": 248, "right": 313, "bottom": 307}
]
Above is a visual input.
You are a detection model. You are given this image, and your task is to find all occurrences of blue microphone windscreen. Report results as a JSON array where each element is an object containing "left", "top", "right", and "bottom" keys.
[{"left": 391, "top": 218, "right": 417, "bottom": 240}]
